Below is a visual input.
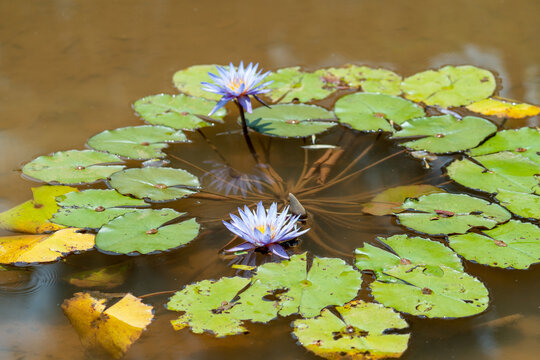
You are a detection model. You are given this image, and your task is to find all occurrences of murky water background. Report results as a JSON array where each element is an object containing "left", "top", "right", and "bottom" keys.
[{"left": 1, "top": 0, "right": 539, "bottom": 359}]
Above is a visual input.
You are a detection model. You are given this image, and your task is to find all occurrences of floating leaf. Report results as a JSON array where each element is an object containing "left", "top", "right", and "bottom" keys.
[
  {"left": 67, "top": 263, "right": 131, "bottom": 289},
  {"left": 334, "top": 93, "right": 425, "bottom": 132},
  {"left": 450, "top": 220, "right": 540, "bottom": 269},
  {"left": 315, "top": 65, "right": 402, "bottom": 94},
  {"left": 371, "top": 264, "right": 489, "bottom": 318},
  {"left": 362, "top": 184, "right": 445, "bottom": 216},
  {"left": 22, "top": 150, "right": 124, "bottom": 184},
  {"left": 466, "top": 97, "right": 540, "bottom": 119},
  {"left": 0, "top": 185, "right": 77, "bottom": 234},
  {"left": 293, "top": 301, "right": 409, "bottom": 360},
  {"left": 244, "top": 103, "right": 336, "bottom": 138},
  {"left": 133, "top": 94, "right": 225, "bottom": 130},
  {"left": 392, "top": 115, "right": 497, "bottom": 153},
  {"left": 266, "top": 67, "right": 334, "bottom": 103},
  {"left": 87, "top": 125, "right": 188, "bottom": 160},
  {"left": 95, "top": 209, "right": 199, "bottom": 254},
  {"left": 495, "top": 189, "right": 540, "bottom": 220},
  {"left": 0, "top": 228, "right": 94, "bottom": 264},
  {"left": 109, "top": 167, "right": 199, "bottom": 202},
  {"left": 172, "top": 64, "right": 224, "bottom": 101},
  {"left": 447, "top": 152, "right": 540, "bottom": 195},
  {"left": 401, "top": 65, "right": 496, "bottom": 107},
  {"left": 397, "top": 193, "right": 511, "bottom": 235},
  {"left": 62, "top": 292, "right": 153, "bottom": 359},
  {"left": 53, "top": 189, "right": 148, "bottom": 229},
  {"left": 469, "top": 127, "right": 540, "bottom": 165}
]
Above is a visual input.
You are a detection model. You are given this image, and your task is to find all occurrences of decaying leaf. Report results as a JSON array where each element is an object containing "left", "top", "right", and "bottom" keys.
[
  {"left": 466, "top": 97, "right": 540, "bottom": 119},
  {"left": 67, "top": 262, "right": 131, "bottom": 289}
]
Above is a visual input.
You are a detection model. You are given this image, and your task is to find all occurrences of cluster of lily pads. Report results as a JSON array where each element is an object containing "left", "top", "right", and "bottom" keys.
[{"left": 0, "top": 63, "right": 539, "bottom": 359}]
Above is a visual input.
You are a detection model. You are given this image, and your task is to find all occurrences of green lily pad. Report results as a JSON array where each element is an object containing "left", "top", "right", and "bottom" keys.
[
  {"left": 53, "top": 189, "right": 148, "bottom": 229},
  {"left": 95, "top": 208, "right": 199, "bottom": 254},
  {"left": 133, "top": 94, "right": 225, "bottom": 130},
  {"left": 449, "top": 220, "right": 540, "bottom": 269},
  {"left": 244, "top": 104, "right": 336, "bottom": 138},
  {"left": 401, "top": 65, "right": 496, "bottom": 107},
  {"left": 266, "top": 67, "right": 334, "bottom": 103},
  {"left": 371, "top": 264, "right": 489, "bottom": 318},
  {"left": 334, "top": 93, "right": 425, "bottom": 132},
  {"left": 22, "top": 150, "right": 124, "bottom": 184},
  {"left": 392, "top": 115, "right": 497, "bottom": 153},
  {"left": 292, "top": 300, "right": 410, "bottom": 360},
  {"left": 355, "top": 234, "right": 463, "bottom": 281},
  {"left": 362, "top": 184, "right": 445, "bottom": 216},
  {"left": 109, "top": 167, "right": 199, "bottom": 202},
  {"left": 469, "top": 127, "right": 540, "bottom": 165},
  {"left": 87, "top": 125, "right": 188, "bottom": 160},
  {"left": 172, "top": 64, "right": 224, "bottom": 101},
  {"left": 397, "top": 193, "right": 511, "bottom": 235},
  {"left": 315, "top": 65, "right": 402, "bottom": 95},
  {"left": 495, "top": 189, "right": 540, "bottom": 220},
  {"left": 447, "top": 152, "right": 540, "bottom": 195}
]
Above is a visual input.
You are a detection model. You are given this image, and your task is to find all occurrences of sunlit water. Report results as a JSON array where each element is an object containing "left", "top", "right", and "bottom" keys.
[{"left": 0, "top": 1, "right": 539, "bottom": 359}]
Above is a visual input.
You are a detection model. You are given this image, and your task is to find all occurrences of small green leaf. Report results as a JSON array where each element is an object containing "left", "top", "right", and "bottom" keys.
[
  {"left": 362, "top": 184, "right": 445, "bottom": 216},
  {"left": 172, "top": 64, "right": 224, "bottom": 101},
  {"left": 266, "top": 67, "right": 334, "bottom": 103},
  {"left": 315, "top": 65, "right": 402, "bottom": 95},
  {"left": 495, "top": 189, "right": 540, "bottom": 220}
]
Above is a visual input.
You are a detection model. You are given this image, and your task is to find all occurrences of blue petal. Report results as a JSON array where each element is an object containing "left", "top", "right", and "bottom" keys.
[
  {"left": 268, "top": 244, "right": 289, "bottom": 259},
  {"left": 238, "top": 96, "right": 253, "bottom": 113},
  {"left": 226, "top": 242, "right": 256, "bottom": 252},
  {"left": 208, "top": 96, "right": 232, "bottom": 116}
]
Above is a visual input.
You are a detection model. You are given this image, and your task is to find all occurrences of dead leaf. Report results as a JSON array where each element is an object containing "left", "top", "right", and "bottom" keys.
[{"left": 67, "top": 263, "right": 131, "bottom": 289}]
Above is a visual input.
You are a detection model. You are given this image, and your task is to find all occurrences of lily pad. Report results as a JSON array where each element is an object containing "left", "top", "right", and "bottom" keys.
[
  {"left": 0, "top": 185, "right": 77, "bottom": 234},
  {"left": 95, "top": 209, "right": 199, "bottom": 254},
  {"left": 469, "top": 127, "right": 540, "bottom": 165},
  {"left": 266, "top": 67, "right": 334, "bottom": 103},
  {"left": 466, "top": 98, "right": 540, "bottom": 119},
  {"left": 371, "top": 264, "right": 489, "bottom": 318},
  {"left": 447, "top": 152, "right": 540, "bottom": 195},
  {"left": 334, "top": 93, "right": 425, "bottom": 132},
  {"left": 495, "top": 189, "right": 540, "bottom": 220},
  {"left": 22, "top": 150, "right": 124, "bottom": 184},
  {"left": 109, "top": 167, "right": 199, "bottom": 202},
  {"left": 392, "top": 115, "right": 497, "bottom": 153},
  {"left": 315, "top": 65, "right": 402, "bottom": 95},
  {"left": 67, "top": 262, "right": 131, "bottom": 289},
  {"left": 87, "top": 125, "right": 188, "bottom": 160},
  {"left": 0, "top": 228, "right": 95, "bottom": 264},
  {"left": 401, "top": 65, "right": 496, "bottom": 107},
  {"left": 362, "top": 184, "right": 445, "bottom": 216},
  {"left": 53, "top": 189, "right": 148, "bottom": 229},
  {"left": 172, "top": 64, "right": 224, "bottom": 101},
  {"left": 449, "top": 220, "right": 540, "bottom": 269},
  {"left": 292, "top": 300, "right": 410, "bottom": 360},
  {"left": 397, "top": 193, "right": 511, "bottom": 235},
  {"left": 244, "top": 103, "right": 336, "bottom": 138},
  {"left": 133, "top": 94, "right": 225, "bottom": 130}
]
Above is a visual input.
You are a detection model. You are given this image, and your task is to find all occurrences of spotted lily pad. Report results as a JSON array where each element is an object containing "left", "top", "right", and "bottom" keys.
[
  {"left": 22, "top": 150, "right": 124, "bottom": 184},
  {"left": 334, "top": 93, "right": 425, "bottom": 132},
  {"left": 244, "top": 104, "right": 336, "bottom": 138},
  {"left": 315, "top": 65, "right": 402, "bottom": 95},
  {"left": 109, "top": 167, "right": 199, "bottom": 202},
  {"left": 449, "top": 220, "right": 540, "bottom": 269},
  {"left": 397, "top": 193, "right": 511, "bottom": 235},
  {"left": 401, "top": 65, "right": 496, "bottom": 107},
  {"left": 265, "top": 67, "right": 334, "bottom": 103},
  {"left": 172, "top": 64, "right": 224, "bottom": 101},
  {"left": 87, "top": 125, "right": 188, "bottom": 160},
  {"left": 392, "top": 115, "right": 497, "bottom": 153},
  {"left": 133, "top": 94, "right": 225, "bottom": 130},
  {"left": 292, "top": 300, "right": 410, "bottom": 360},
  {"left": 95, "top": 209, "right": 199, "bottom": 254},
  {"left": 362, "top": 184, "right": 445, "bottom": 216},
  {"left": 466, "top": 98, "right": 540, "bottom": 119},
  {"left": 53, "top": 189, "right": 148, "bottom": 229},
  {"left": 0, "top": 185, "right": 77, "bottom": 234},
  {"left": 447, "top": 152, "right": 540, "bottom": 195},
  {"left": 495, "top": 189, "right": 540, "bottom": 220},
  {"left": 371, "top": 264, "right": 489, "bottom": 318}
]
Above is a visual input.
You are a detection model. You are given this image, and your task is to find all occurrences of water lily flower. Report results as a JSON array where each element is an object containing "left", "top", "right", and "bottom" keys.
[
  {"left": 223, "top": 201, "right": 309, "bottom": 259},
  {"left": 202, "top": 61, "right": 273, "bottom": 116}
]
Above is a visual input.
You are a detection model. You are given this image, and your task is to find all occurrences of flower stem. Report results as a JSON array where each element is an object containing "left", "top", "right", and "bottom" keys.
[{"left": 235, "top": 100, "right": 260, "bottom": 164}]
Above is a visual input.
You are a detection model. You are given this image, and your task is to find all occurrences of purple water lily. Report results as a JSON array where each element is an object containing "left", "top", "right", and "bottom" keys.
[
  {"left": 202, "top": 61, "right": 273, "bottom": 116},
  {"left": 223, "top": 202, "right": 309, "bottom": 259}
]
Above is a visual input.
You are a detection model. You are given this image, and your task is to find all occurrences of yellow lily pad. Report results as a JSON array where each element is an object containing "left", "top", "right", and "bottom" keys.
[
  {"left": 0, "top": 228, "right": 94, "bottom": 264},
  {"left": 62, "top": 292, "right": 154, "bottom": 359},
  {"left": 0, "top": 185, "right": 78, "bottom": 234},
  {"left": 466, "top": 97, "right": 540, "bottom": 119}
]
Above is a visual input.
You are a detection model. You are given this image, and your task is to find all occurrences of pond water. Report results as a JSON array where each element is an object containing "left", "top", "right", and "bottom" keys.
[{"left": 1, "top": 0, "right": 540, "bottom": 359}]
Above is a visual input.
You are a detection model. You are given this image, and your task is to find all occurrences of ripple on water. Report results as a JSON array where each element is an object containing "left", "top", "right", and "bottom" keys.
[{"left": 0, "top": 264, "right": 58, "bottom": 296}]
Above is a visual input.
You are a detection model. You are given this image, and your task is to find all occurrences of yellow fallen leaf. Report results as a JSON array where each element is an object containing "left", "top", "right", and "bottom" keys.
[
  {"left": 0, "top": 228, "right": 94, "bottom": 264},
  {"left": 466, "top": 97, "right": 540, "bottom": 119},
  {"left": 0, "top": 185, "right": 78, "bottom": 234},
  {"left": 62, "top": 292, "right": 154, "bottom": 359}
]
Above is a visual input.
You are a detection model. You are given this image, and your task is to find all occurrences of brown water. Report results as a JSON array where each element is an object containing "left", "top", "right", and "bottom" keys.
[{"left": 1, "top": 0, "right": 540, "bottom": 359}]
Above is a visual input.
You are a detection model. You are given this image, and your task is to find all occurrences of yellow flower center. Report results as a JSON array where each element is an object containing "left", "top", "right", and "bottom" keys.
[
  {"left": 228, "top": 78, "right": 244, "bottom": 92},
  {"left": 256, "top": 225, "right": 274, "bottom": 236}
]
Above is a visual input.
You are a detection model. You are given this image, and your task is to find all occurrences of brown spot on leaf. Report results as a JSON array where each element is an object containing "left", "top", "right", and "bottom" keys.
[
  {"left": 33, "top": 203, "right": 44, "bottom": 209},
  {"left": 285, "top": 120, "right": 300, "bottom": 124},
  {"left": 154, "top": 183, "right": 167, "bottom": 189},
  {"left": 515, "top": 147, "right": 527, "bottom": 152},
  {"left": 94, "top": 206, "right": 106, "bottom": 212},
  {"left": 180, "top": 111, "right": 189, "bottom": 116},
  {"left": 435, "top": 209, "right": 454, "bottom": 217},
  {"left": 146, "top": 228, "right": 158, "bottom": 235},
  {"left": 422, "top": 287, "right": 433, "bottom": 295},
  {"left": 374, "top": 112, "right": 386, "bottom": 118},
  {"left": 75, "top": 165, "right": 86, "bottom": 170},
  {"left": 480, "top": 77, "right": 489, "bottom": 83},
  {"left": 140, "top": 142, "right": 150, "bottom": 146},
  {"left": 494, "top": 240, "right": 507, "bottom": 247},
  {"left": 434, "top": 133, "right": 445, "bottom": 138},
  {"left": 400, "top": 258, "right": 412, "bottom": 265}
]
